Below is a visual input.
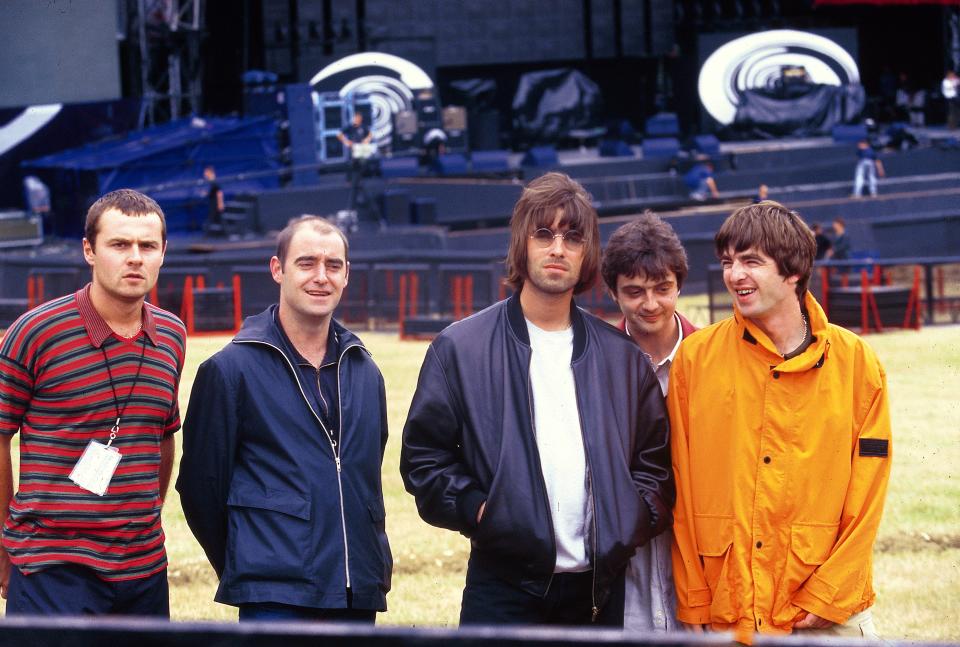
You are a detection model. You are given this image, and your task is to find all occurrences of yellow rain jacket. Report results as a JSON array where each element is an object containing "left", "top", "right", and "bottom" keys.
[{"left": 667, "top": 291, "right": 891, "bottom": 635}]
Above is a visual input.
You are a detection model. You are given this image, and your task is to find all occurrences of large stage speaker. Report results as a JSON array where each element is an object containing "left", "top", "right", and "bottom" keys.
[
  {"left": 410, "top": 197, "right": 436, "bottom": 225},
  {"left": 442, "top": 106, "right": 468, "bottom": 152},
  {"left": 380, "top": 189, "right": 412, "bottom": 225},
  {"left": 521, "top": 146, "right": 558, "bottom": 167},
  {"left": 414, "top": 89, "right": 442, "bottom": 129},
  {"left": 285, "top": 84, "right": 318, "bottom": 186},
  {"left": 392, "top": 110, "right": 419, "bottom": 153},
  {"left": 469, "top": 110, "right": 500, "bottom": 151}
]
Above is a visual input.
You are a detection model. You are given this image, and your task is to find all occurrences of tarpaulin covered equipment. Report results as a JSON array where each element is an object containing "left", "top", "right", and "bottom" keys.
[{"left": 512, "top": 69, "right": 603, "bottom": 146}]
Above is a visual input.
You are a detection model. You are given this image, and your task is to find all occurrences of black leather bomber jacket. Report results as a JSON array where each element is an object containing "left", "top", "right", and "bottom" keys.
[{"left": 400, "top": 294, "right": 674, "bottom": 614}]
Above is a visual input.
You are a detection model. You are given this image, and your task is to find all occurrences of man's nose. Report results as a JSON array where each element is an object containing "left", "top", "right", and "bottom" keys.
[{"left": 548, "top": 235, "right": 565, "bottom": 255}]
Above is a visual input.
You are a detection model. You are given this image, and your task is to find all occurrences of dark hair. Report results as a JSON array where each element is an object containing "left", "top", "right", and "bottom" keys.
[
  {"left": 714, "top": 200, "right": 816, "bottom": 299},
  {"left": 601, "top": 211, "right": 688, "bottom": 293},
  {"left": 84, "top": 189, "right": 166, "bottom": 249},
  {"left": 504, "top": 172, "right": 600, "bottom": 295},
  {"left": 275, "top": 215, "right": 349, "bottom": 266}
]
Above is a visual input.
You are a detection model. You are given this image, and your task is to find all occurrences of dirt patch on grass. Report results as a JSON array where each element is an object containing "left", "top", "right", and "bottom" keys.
[
  {"left": 168, "top": 560, "right": 218, "bottom": 585},
  {"left": 876, "top": 531, "right": 960, "bottom": 553}
]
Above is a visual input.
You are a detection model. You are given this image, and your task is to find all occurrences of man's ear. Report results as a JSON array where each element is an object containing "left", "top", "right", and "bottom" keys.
[
  {"left": 82, "top": 238, "right": 95, "bottom": 267},
  {"left": 269, "top": 256, "right": 283, "bottom": 285}
]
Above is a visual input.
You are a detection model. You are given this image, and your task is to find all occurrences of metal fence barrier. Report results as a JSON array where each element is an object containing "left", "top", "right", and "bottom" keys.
[{"left": 0, "top": 616, "right": 949, "bottom": 647}]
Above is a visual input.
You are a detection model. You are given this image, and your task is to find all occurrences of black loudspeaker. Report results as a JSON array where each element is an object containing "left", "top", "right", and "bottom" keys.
[
  {"left": 442, "top": 106, "right": 467, "bottom": 131},
  {"left": 434, "top": 153, "right": 468, "bottom": 175},
  {"left": 380, "top": 189, "right": 411, "bottom": 225},
  {"left": 442, "top": 106, "right": 468, "bottom": 152},
  {"left": 414, "top": 89, "right": 441, "bottom": 129},
  {"left": 393, "top": 110, "right": 419, "bottom": 153},
  {"left": 284, "top": 84, "right": 318, "bottom": 186},
  {"left": 521, "top": 146, "right": 558, "bottom": 167},
  {"left": 395, "top": 110, "right": 418, "bottom": 136},
  {"left": 598, "top": 139, "right": 634, "bottom": 157},
  {"left": 469, "top": 110, "right": 500, "bottom": 151},
  {"left": 410, "top": 197, "right": 437, "bottom": 224}
]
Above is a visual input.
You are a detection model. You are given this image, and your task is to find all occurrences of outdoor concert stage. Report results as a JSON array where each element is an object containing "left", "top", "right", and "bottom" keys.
[{"left": 2, "top": 133, "right": 958, "bottom": 333}]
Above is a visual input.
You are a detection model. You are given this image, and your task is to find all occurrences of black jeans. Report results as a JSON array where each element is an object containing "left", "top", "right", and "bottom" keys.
[{"left": 459, "top": 553, "right": 624, "bottom": 627}]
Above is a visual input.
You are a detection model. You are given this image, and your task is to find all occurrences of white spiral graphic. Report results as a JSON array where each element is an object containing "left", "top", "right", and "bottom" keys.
[
  {"left": 699, "top": 30, "right": 859, "bottom": 125},
  {"left": 310, "top": 52, "right": 434, "bottom": 149},
  {"left": 338, "top": 75, "right": 415, "bottom": 147}
]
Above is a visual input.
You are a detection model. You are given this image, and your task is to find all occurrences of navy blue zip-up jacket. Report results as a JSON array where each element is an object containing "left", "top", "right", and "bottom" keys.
[
  {"left": 176, "top": 306, "right": 391, "bottom": 610},
  {"left": 400, "top": 294, "right": 673, "bottom": 614}
]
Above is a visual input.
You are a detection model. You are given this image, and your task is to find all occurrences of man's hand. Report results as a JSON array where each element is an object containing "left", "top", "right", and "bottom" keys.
[
  {"left": 794, "top": 612, "right": 834, "bottom": 630},
  {"left": 680, "top": 622, "right": 706, "bottom": 633},
  {"left": 0, "top": 547, "right": 11, "bottom": 600},
  {"left": 476, "top": 501, "right": 486, "bottom": 525}
]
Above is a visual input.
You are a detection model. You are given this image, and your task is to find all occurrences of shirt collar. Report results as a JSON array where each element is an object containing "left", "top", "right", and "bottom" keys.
[
  {"left": 625, "top": 312, "right": 685, "bottom": 368},
  {"left": 274, "top": 308, "right": 339, "bottom": 368},
  {"left": 76, "top": 283, "right": 159, "bottom": 349}
]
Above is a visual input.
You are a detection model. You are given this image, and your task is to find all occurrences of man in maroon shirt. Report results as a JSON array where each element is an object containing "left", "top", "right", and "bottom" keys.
[{"left": 601, "top": 211, "right": 696, "bottom": 630}]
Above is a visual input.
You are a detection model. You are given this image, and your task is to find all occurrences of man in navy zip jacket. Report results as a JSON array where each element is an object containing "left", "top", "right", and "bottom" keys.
[
  {"left": 400, "top": 172, "right": 673, "bottom": 627},
  {"left": 177, "top": 216, "right": 390, "bottom": 622}
]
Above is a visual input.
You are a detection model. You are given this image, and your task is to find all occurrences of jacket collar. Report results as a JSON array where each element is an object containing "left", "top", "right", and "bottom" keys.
[
  {"left": 734, "top": 291, "right": 829, "bottom": 372},
  {"left": 506, "top": 291, "right": 587, "bottom": 360},
  {"left": 233, "top": 304, "right": 363, "bottom": 357}
]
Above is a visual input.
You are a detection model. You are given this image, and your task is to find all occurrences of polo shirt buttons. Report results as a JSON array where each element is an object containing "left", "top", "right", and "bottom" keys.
[
  {"left": 756, "top": 540, "right": 763, "bottom": 549},
  {"left": 763, "top": 456, "right": 771, "bottom": 464},
  {"left": 772, "top": 371, "right": 781, "bottom": 379}
]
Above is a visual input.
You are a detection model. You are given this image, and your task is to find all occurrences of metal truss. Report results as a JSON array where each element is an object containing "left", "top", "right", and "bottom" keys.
[{"left": 129, "top": 0, "right": 205, "bottom": 127}]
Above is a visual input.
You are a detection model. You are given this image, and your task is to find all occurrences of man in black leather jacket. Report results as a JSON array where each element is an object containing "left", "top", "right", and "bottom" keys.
[{"left": 400, "top": 172, "right": 673, "bottom": 627}]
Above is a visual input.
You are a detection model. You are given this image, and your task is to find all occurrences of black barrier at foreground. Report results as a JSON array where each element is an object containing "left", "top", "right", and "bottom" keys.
[{"left": 0, "top": 617, "right": 953, "bottom": 647}]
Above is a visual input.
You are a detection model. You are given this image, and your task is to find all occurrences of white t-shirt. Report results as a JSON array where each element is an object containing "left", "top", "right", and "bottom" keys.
[{"left": 525, "top": 319, "right": 589, "bottom": 572}]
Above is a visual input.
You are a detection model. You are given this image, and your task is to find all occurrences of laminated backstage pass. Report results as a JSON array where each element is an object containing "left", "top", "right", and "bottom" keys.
[{"left": 69, "top": 440, "right": 122, "bottom": 496}]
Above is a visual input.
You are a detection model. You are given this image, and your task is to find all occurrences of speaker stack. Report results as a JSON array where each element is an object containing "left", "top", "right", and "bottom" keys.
[{"left": 442, "top": 106, "right": 468, "bottom": 153}]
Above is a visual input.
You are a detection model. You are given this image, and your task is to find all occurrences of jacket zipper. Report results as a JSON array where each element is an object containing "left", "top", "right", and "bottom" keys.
[
  {"left": 573, "top": 374, "right": 600, "bottom": 621},
  {"left": 333, "top": 341, "right": 361, "bottom": 591},
  {"left": 236, "top": 338, "right": 365, "bottom": 591},
  {"left": 526, "top": 361, "right": 557, "bottom": 597}
]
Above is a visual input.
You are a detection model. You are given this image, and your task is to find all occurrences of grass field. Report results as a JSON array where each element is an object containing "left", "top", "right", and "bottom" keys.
[{"left": 4, "top": 305, "right": 960, "bottom": 639}]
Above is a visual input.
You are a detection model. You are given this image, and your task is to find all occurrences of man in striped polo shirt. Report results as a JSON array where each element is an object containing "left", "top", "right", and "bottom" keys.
[{"left": 0, "top": 189, "right": 186, "bottom": 616}]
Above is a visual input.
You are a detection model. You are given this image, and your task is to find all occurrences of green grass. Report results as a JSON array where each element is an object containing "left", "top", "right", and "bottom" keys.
[{"left": 3, "top": 317, "right": 959, "bottom": 639}]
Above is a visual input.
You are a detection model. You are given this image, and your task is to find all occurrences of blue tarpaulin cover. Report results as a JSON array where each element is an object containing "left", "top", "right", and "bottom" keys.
[{"left": 22, "top": 116, "right": 280, "bottom": 235}]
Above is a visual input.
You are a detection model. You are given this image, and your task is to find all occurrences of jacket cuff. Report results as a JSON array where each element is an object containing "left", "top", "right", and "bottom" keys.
[
  {"left": 677, "top": 598, "right": 712, "bottom": 625},
  {"left": 643, "top": 492, "right": 671, "bottom": 537},
  {"left": 456, "top": 487, "right": 487, "bottom": 532},
  {"left": 792, "top": 586, "right": 850, "bottom": 625}
]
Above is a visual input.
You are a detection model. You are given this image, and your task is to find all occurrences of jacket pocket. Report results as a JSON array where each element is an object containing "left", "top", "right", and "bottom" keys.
[
  {"left": 226, "top": 486, "right": 312, "bottom": 583},
  {"left": 776, "top": 522, "right": 841, "bottom": 618},
  {"left": 790, "top": 522, "right": 839, "bottom": 565},
  {"left": 693, "top": 514, "right": 737, "bottom": 623}
]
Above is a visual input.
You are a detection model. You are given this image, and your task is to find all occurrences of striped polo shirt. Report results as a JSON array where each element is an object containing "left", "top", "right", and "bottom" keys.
[{"left": 0, "top": 284, "right": 186, "bottom": 580}]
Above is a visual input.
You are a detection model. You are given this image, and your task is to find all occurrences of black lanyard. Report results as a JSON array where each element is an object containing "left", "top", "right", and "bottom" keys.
[{"left": 99, "top": 334, "right": 148, "bottom": 447}]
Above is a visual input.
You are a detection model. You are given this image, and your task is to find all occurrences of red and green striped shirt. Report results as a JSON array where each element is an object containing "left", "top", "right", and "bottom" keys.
[{"left": 0, "top": 284, "right": 185, "bottom": 581}]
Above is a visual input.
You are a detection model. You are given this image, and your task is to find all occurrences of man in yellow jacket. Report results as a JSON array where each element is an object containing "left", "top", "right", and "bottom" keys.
[{"left": 667, "top": 201, "right": 890, "bottom": 639}]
